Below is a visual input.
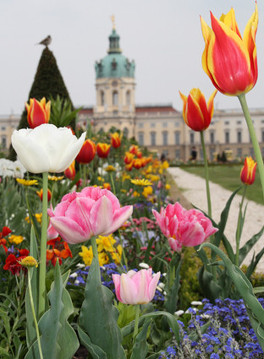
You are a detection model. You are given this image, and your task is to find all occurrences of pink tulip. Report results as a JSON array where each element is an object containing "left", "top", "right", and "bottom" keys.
[
  {"left": 47, "top": 187, "right": 133, "bottom": 244},
  {"left": 152, "top": 202, "right": 218, "bottom": 252},
  {"left": 112, "top": 268, "right": 160, "bottom": 305}
]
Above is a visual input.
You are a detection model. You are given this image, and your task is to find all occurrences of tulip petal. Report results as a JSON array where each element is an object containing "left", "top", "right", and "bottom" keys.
[
  {"left": 50, "top": 216, "right": 90, "bottom": 244},
  {"left": 120, "top": 273, "right": 138, "bottom": 304},
  {"left": 208, "top": 12, "right": 252, "bottom": 95},
  {"left": 89, "top": 195, "right": 114, "bottom": 235},
  {"left": 104, "top": 205, "right": 133, "bottom": 235}
]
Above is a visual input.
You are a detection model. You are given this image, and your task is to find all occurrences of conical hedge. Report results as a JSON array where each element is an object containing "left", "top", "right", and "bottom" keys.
[{"left": 9, "top": 47, "right": 74, "bottom": 159}]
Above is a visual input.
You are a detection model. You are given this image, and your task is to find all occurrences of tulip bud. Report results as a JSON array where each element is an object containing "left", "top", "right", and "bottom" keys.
[
  {"left": 37, "top": 188, "right": 52, "bottom": 202},
  {"left": 240, "top": 157, "right": 257, "bottom": 185},
  {"left": 76, "top": 139, "right": 96, "bottom": 164},
  {"left": 179, "top": 89, "right": 217, "bottom": 131},
  {"left": 97, "top": 143, "right": 111, "bottom": 158},
  {"left": 111, "top": 132, "right": 121, "bottom": 149},
  {"left": 25, "top": 98, "right": 51, "bottom": 129},
  {"left": 64, "top": 160, "right": 76, "bottom": 180}
]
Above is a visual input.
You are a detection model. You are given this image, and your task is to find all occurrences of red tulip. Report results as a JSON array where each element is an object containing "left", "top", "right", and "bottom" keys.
[
  {"left": 240, "top": 157, "right": 257, "bottom": 185},
  {"left": 76, "top": 139, "right": 96, "bottom": 164},
  {"left": 25, "top": 98, "right": 50, "bottom": 128}
]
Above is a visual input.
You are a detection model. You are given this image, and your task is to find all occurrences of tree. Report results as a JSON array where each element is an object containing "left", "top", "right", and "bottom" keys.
[{"left": 9, "top": 47, "right": 74, "bottom": 159}]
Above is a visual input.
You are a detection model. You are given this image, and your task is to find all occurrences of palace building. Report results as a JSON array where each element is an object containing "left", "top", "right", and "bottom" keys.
[{"left": 1, "top": 23, "right": 264, "bottom": 162}]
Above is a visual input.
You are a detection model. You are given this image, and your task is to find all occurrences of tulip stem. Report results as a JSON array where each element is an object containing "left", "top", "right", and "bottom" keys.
[
  {"left": 235, "top": 184, "right": 247, "bottom": 266},
  {"left": 200, "top": 131, "right": 212, "bottom": 217},
  {"left": 28, "top": 268, "right": 44, "bottom": 359},
  {"left": 133, "top": 304, "right": 140, "bottom": 340},
  {"left": 38, "top": 171, "right": 48, "bottom": 318},
  {"left": 91, "top": 236, "right": 99, "bottom": 264},
  {"left": 238, "top": 94, "right": 264, "bottom": 201}
]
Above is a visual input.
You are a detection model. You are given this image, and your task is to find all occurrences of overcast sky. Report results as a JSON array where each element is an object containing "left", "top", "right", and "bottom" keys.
[{"left": 0, "top": 0, "right": 263, "bottom": 115}]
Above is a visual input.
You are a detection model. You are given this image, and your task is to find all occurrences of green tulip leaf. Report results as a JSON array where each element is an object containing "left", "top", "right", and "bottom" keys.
[
  {"left": 200, "top": 242, "right": 264, "bottom": 350},
  {"left": 25, "top": 262, "right": 79, "bottom": 359},
  {"left": 130, "top": 319, "right": 151, "bottom": 359},
  {"left": 239, "top": 225, "right": 264, "bottom": 266},
  {"left": 78, "top": 326, "right": 107, "bottom": 359},
  {"left": 78, "top": 257, "right": 126, "bottom": 359}
]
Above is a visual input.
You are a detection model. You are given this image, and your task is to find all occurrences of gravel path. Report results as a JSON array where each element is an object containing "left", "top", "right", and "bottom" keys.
[{"left": 167, "top": 167, "right": 264, "bottom": 272}]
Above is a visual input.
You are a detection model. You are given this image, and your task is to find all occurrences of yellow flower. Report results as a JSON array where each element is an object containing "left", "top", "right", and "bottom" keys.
[
  {"left": 98, "top": 252, "right": 109, "bottom": 266},
  {"left": 79, "top": 245, "right": 93, "bottom": 266},
  {"left": 97, "top": 176, "right": 104, "bottom": 182},
  {"left": 142, "top": 186, "right": 153, "bottom": 198},
  {"left": 165, "top": 184, "right": 171, "bottom": 190},
  {"left": 19, "top": 256, "right": 38, "bottom": 268},
  {"left": 25, "top": 213, "right": 42, "bottom": 224},
  {"left": 35, "top": 213, "right": 42, "bottom": 223},
  {"left": 122, "top": 173, "right": 131, "bottom": 182},
  {"left": 96, "top": 235, "right": 116, "bottom": 253},
  {"left": 8, "top": 235, "right": 24, "bottom": 245},
  {"left": 105, "top": 165, "right": 116, "bottom": 172},
  {"left": 48, "top": 175, "right": 64, "bottom": 181},
  {"left": 130, "top": 179, "right": 153, "bottom": 186},
  {"left": 147, "top": 174, "right": 160, "bottom": 182},
  {"left": 16, "top": 178, "right": 38, "bottom": 186},
  {"left": 133, "top": 191, "right": 140, "bottom": 197},
  {"left": 111, "top": 244, "right": 123, "bottom": 265},
  {"left": 162, "top": 161, "right": 169, "bottom": 169}
]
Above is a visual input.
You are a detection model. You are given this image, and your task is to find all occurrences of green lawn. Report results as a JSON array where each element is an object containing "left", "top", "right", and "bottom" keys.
[{"left": 181, "top": 164, "right": 264, "bottom": 205}]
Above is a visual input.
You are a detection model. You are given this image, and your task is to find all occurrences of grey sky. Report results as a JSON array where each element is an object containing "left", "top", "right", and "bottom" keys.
[{"left": 0, "top": 0, "right": 263, "bottom": 115}]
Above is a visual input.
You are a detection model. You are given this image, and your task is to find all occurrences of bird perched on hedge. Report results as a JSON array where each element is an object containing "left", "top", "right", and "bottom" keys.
[{"left": 37, "top": 35, "right": 52, "bottom": 47}]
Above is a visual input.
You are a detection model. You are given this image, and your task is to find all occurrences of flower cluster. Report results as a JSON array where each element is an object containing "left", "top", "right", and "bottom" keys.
[{"left": 160, "top": 298, "right": 264, "bottom": 358}]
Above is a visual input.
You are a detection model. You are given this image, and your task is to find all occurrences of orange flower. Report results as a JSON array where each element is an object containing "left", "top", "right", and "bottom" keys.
[
  {"left": 25, "top": 97, "right": 51, "bottom": 128},
  {"left": 46, "top": 237, "right": 72, "bottom": 266},
  {"left": 179, "top": 88, "right": 217, "bottom": 131},
  {"left": 240, "top": 157, "right": 257, "bottom": 185},
  {"left": 97, "top": 143, "right": 111, "bottom": 158},
  {"left": 111, "top": 132, "right": 121, "bottom": 149},
  {"left": 64, "top": 160, "right": 76, "bottom": 180},
  {"left": 36, "top": 188, "right": 52, "bottom": 202},
  {"left": 103, "top": 182, "right": 111, "bottom": 190},
  {"left": 76, "top": 139, "right": 96, "bottom": 164},
  {"left": 200, "top": 5, "right": 258, "bottom": 96}
]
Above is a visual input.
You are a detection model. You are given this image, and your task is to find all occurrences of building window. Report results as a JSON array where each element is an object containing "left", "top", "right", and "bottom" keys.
[
  {"left": 126, "top": 91, "right": 131, "bottom": 105},
  {"left": 190, "top": 132, "right": 195, "bottom": 145},
  {"left": 150, "top": 132, "right": 156, "bottom": 146},
  {"left": 1, "top": 136, "right": 6, "bottom": 149},
  {"left": 175, "top": 121, "right": 180, "bottom": 127},
  {"left": 237, "top": 148, "right": 242, "bottom": 158},
  {"left": 138, "top": 122, "right": 144, "bottom": 128},
  {"left": 100, "top": 91, "right": 104, "bottom": 106},
  {"left": 237, "top": 130, "right": 242, "bottom": 143},
  {"left": 162, "top": 131, "right": 168, "bottom": 145},
  {"left": 210, "top": 131, "right": 215, "bottom": 144},
  {"left": 112, "top": 91, "right": 118, "bottom": 106},
  {"left": 262, "top": 129, "right": 264, "bottom": 143},
  {"left": 175, "top": 131, "right": 180, "bottom": 145},
  {"left": 250, "top": 147, "right": 254, "bottom": 157},
  {"left": 162, "top": 122, "right": 168, "bottom": 128},
  {"left": 236, "top": 120, "right": 242, "bottom": 125},
  {"left": 1, "top": 126, "right": 6, "bottom": 131},
  {"left": 209, "top": 147, "right": 215, "bottom": 161},
  {"left": 225, "top": 131, "right": 230, "bottom": 144},
  {"left": 225, "top": 121, "right": 230, "bottom": 125},
  {"left": 123, "top": 127, "right": 129, "bottom": 138},
  {"left": 175, "top": 149, "right": 180, "bottom": 159},
  {"left": 138, "top": 132, "right": 144, "bottom": 146},
  {"left": 150, "top": 123, "right": 156, "bottom": 128}
]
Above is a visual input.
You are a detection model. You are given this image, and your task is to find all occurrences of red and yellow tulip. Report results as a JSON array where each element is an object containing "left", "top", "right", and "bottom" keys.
[
  {"left": 200, "top": 5, "right": 258, "bottom": 96},
  {"left": 96, "top": 143, "right": 111, "bottom": 158},
  {"left": 25, "top": 97, "right": 51, "bottom": 128},
  {"left": 64, "top": 160, "right": 76, "bottom": 180},
  {"left": 111, "top": 132, "right": 121, "bottom": 149},
  {"left": 37, "top": 188, "right": 52, "bottom": 202},
  {"left": 76, "top": 139, "right": 96, "bottom": 164},
  {"left": 179, "top": 88, "right": 217, "bottom": 131},
  {"left": 240, "top": 156, "right": 257, "bottom": 185}
]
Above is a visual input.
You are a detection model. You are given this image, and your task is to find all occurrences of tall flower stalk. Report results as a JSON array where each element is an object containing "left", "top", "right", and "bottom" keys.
[
  {"left": 238, "top": 94, "right": 264, "bottom": 200},
  {"left": 200, "top": 131, "right": 212, "bottom": 217},
  {"left": 38, "top": 172, "right": 48, "bottom": 317}
]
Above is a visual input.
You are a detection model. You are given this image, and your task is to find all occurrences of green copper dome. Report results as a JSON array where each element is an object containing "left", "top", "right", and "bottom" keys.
[{"left": 95, "top": 28, "right": 135, "bottom": 79}]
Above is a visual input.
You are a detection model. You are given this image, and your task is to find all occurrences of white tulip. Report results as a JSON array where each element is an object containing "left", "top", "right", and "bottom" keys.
[{"left": 11, "top": 124, "right": 86, "bottom": 174}]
